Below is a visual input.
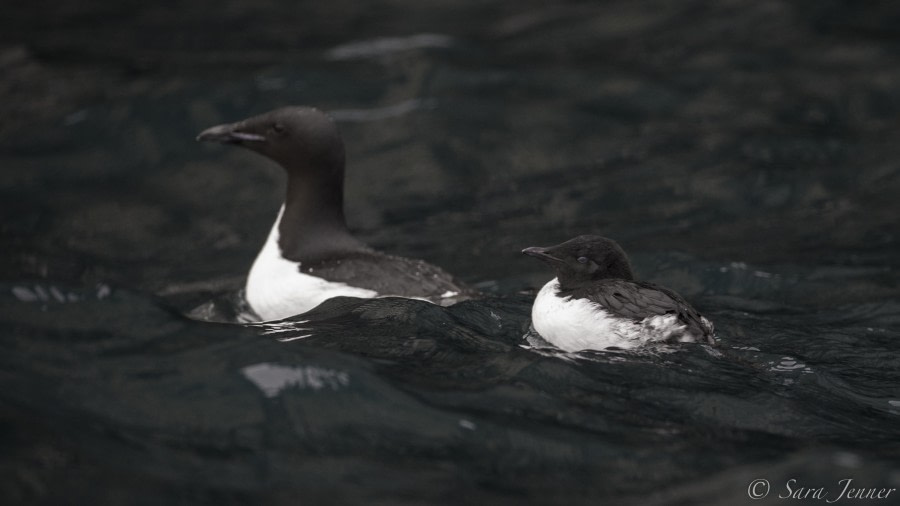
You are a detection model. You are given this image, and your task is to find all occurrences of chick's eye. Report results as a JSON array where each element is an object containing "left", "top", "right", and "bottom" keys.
[
  {"left": 577, "top": 256, "right": 589, "bottom": 264},
  {"left": 272, "top": 123, "right": 285, "bottom": 133}
]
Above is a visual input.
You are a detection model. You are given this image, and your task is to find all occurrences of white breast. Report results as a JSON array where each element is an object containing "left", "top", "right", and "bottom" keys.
[
  {"left": 530, "top": 278, "right": 688, "bottom": 352},
  {"left": 245, "top": 206, "right": 378, "bottom": 321}
]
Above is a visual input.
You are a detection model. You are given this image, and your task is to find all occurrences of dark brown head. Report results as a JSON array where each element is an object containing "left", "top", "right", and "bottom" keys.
[
  {"left": 198, "top": 106, "right": 364, "bottom": 261},
  {"left": 197, "top": 106, "right": 345, "bottom": 178},
  {"left": 522, "top": 235, "right": 635, "bottom": 289}
]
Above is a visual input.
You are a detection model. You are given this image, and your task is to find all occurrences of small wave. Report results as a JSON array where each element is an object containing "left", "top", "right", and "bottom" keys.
[
  {"left": 325, "top": 34, "right": 455, "bottom": 60},
  {"left": 330, "top": 98, "right": 436, "bottom": 122},
  {"left": 11, "top": 283, "right": 110, "bottom": 303}
]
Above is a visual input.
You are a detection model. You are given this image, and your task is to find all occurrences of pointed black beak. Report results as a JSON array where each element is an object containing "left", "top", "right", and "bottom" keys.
[
  {"left": 196, "top": 122, "right": 266, "bottom": 144},
  {"left": 522, "top": 246, "right": 563, "bottom": 264}
]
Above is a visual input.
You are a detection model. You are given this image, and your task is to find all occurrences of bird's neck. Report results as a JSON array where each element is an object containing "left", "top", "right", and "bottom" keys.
[
  {"left": 556, "top": 263, "right": 635, "bottom": 291},
  {"left": 275, "top": 170, "right": 366, "bottom": 262}
]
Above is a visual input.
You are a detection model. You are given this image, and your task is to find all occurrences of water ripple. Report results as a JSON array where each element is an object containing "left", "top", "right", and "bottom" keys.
[
  {"left": 330, "top": 98, "right": 437, "bottom": 122},
  {"left": 325, "top": 33, "right": 455, "bottom": 60}
]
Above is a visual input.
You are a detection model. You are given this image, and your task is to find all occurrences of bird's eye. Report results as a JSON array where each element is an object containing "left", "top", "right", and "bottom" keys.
[
  {"left": 577, "top": 256, "right": 589, "bottom": 264},
  {"left": 272, "top": 123, "right": 285, "bottom": 134}
]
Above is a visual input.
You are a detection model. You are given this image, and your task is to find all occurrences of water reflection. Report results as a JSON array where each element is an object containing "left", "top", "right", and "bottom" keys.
[{"left": 241, "top": 362, "right": 351, "bottom": 397}]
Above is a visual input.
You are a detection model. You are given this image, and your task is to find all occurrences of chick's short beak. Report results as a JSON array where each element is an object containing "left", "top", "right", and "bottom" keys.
[{"left": 522, "top": 246, "right": 563, "bottom": 264}]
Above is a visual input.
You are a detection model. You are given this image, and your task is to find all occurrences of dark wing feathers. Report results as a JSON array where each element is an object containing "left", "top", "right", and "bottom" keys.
[
  {"left": 300, "top": 251, "right": 473, "bottom": 304},
  {"left": 574, "top": 279, "right": 712, "bottom": 339}
]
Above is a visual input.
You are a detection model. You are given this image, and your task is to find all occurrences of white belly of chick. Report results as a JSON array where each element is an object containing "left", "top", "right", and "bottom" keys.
[{"left": 530, "top": 278, "right": 687, "bottom": 352}]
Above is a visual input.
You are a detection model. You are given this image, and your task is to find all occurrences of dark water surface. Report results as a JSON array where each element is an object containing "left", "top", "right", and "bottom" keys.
[{"left": 2, "top": 1, "right": 900, "bottom": 504}]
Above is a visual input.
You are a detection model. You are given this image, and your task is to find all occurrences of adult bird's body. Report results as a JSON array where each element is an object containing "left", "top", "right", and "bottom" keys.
[{"left": 195, "top": 106, "right": 472, "bottom": 321}]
